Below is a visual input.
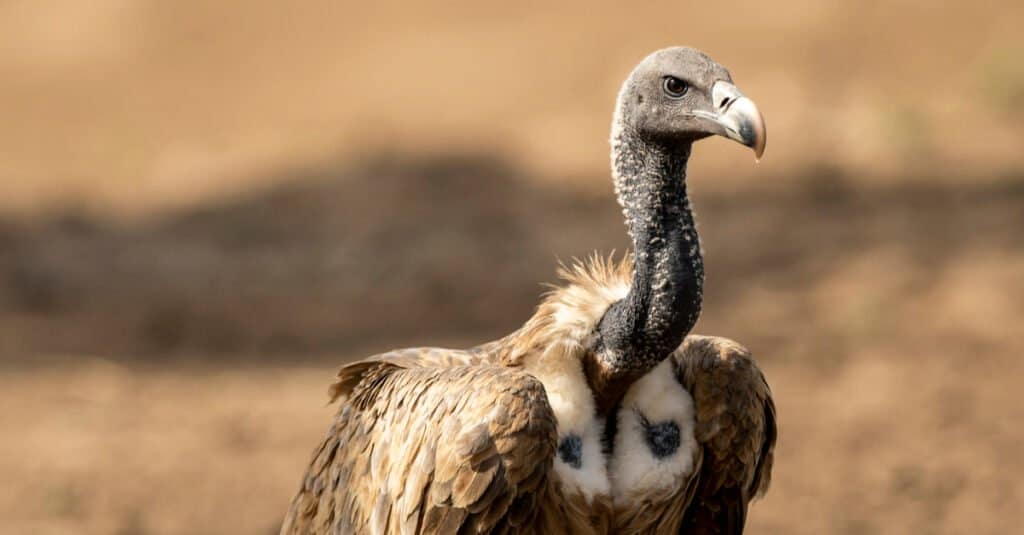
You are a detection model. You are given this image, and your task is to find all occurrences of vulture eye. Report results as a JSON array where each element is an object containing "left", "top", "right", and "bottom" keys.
[{"left": 662, "top": 76, "right": 689, "bottom": 98}]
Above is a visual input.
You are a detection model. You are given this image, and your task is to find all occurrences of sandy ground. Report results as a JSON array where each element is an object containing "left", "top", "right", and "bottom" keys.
[
  {"left": 5, "top": 347, "right": 1019, "bottom": 535},
  {"left": 1, "top": 0, "right": 1023, "bottom": 218},
  {"left": 2, "top": 158, "right": 1023, "bottom": 534}
]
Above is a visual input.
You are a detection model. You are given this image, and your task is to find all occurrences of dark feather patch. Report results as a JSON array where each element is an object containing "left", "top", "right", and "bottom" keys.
[
  {"left": 641, "top": 415, "right": 681, "bottom": 459},
  {"left": 558, "top": 435, "right": 583, "bottom": 469}
]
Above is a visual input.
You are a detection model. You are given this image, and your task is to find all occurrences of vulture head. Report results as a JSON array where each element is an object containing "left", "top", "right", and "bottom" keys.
[
  {"left": 593, "top": 47, "right": 766, "bottom": 413},
  {"left": 613, "top": 46, "right": 766, "bottom": 158}
]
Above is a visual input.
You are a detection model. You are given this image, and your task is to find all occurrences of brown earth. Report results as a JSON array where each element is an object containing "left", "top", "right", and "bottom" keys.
[
  {"left": 2, "top": 1, "right": 1024, "bottom": 534},
  {"left": 3, "top": 156, "right": 1023, "bottom": 534},
  {"left": 2, "top": 0, "right": 1023, "bottom": 218}
]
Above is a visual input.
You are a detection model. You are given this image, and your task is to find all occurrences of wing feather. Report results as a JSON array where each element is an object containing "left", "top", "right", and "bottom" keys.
[
  {"left": 673, "top": 335, "right": 777, "bottom": 535},
  {"left": 280, "top": 350, "right": 557, "bottom": 535}
]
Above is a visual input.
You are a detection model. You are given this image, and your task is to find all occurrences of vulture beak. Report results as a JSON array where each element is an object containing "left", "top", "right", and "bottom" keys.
[{"left": 694, "top": 81, "right": 766, "bottom": 159}]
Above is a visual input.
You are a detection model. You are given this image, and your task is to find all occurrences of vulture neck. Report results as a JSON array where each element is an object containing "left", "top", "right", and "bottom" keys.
[{"left": 588, "top": 127, "right": 704, "bottom": 415}]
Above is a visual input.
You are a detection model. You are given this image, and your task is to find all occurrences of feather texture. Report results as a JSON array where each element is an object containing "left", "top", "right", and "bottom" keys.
[
  {"left": 673, "top": 335, "right": 777, "bottom": 535},
  {"left": 280, "top": 257, "right": 775, "bottom": 534},
  {"left": 281, "top": 359, "right": 560, "bottom": 534},
  {"left": 281, "top": 46, "right": 776, "bottom": 534}
]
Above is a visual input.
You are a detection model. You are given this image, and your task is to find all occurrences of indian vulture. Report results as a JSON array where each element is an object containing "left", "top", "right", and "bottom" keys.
[{"left": 280, "top": 46, "right": 776, "bottom": 534}]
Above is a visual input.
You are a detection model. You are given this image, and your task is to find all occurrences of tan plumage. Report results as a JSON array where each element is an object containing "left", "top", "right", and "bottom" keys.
[
  {"left": 282, "top": 46, "right": 777, "bottom": 534},
  {"left": 611, "top": 336, "right": 776, "bottom": 534},
  {"left": 281, "top": 257, "right": 775, "bottom": 534},
  {"left": 281, "top": 360, "right": 557, "bottom": 534},
  {"left": 675, "top": 336, "right": 777, "bottom": 534}
]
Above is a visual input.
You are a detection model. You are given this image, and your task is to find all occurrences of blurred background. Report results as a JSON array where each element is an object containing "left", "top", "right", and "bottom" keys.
[{"left": 2, "top": 1, "right": 1022, "bottom": 533}]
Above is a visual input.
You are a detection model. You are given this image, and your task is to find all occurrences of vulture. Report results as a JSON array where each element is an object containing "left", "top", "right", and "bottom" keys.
[{"left": 280, "top": 47, "right": 776, "bottom": 534}]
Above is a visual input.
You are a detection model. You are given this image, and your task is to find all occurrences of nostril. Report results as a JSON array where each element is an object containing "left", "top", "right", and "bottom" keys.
[{"left": 719, "top": 96, "right": 733, "bottom": 109}]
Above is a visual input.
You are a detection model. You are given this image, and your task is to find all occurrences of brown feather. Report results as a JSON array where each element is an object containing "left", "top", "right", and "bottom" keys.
[
  {"left": 281, "top": 350, "right": 576, "bottom": 534},
  {"left": 673, "top": 335, "right": 777, "bottom": 535},
  {"left": 281, "top": 258, "right": 775, "bottom": 534}
]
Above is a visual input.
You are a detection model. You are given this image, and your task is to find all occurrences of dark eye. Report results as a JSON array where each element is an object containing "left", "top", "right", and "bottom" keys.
[{"left": 662, "top": 76, "right": 689, "bottom": 98}]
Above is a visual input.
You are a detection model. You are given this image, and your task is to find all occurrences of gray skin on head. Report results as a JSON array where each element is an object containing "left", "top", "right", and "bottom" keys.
[
  {"left": 587, "top": 47, "right": 762, "bottom": 416},
  {"left": 613, "top": 47, "right": 735, "bottom": 144}
]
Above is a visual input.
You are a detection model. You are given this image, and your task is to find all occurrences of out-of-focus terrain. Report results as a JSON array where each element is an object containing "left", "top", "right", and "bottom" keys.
[{"left": 1, "top": 1, "right": 1022, "bottom": 534}]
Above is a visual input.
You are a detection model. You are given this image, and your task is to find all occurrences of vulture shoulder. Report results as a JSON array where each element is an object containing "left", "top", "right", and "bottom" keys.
[
  {"left": 673, "top": 335, "right": 777, "bottom": 535},
  {"left": 279, "top": 348, "right": 559, "bottom": 535}
]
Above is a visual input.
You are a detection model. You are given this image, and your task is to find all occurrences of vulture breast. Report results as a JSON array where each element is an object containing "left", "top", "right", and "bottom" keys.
[{"left": 609, "top": 359, "right": 700, "bottom": 498}]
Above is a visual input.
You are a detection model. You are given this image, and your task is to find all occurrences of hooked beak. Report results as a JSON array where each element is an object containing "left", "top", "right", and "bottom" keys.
[{"left": 693, "top": 81, "right": 766, "bottom": 159}]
